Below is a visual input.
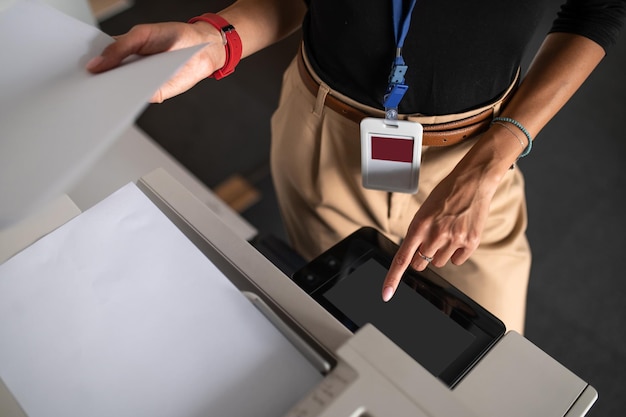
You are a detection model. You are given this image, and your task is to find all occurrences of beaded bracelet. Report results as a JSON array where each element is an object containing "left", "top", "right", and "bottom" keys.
[{"left": 491, "top": 116, "right": 533, "bottom": 159}]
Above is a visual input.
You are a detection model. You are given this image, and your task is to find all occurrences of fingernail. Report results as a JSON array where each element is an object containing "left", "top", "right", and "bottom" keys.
[
  {"left": 382, "top": 286, "right": 394, "bottom": 302},
  {"left": 86, "top": 56, "right": 103, "bottom": 70}
]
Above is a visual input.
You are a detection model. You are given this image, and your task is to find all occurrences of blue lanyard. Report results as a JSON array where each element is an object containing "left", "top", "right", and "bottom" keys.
[
  {"left": 392, "top": 0, "right": 417, "bottom": 53},
  {"left": 384, "top": 0, "right": 417, "bottom": 121}
]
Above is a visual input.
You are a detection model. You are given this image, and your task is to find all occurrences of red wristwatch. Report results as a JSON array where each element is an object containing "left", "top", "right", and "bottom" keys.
[{"left": 188, "top": 13, "right": 242, "bottom": 80}]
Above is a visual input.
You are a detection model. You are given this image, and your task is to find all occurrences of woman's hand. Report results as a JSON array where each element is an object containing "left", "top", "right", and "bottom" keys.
[
  {"left": 380, "top": 125, "right": 521, "bottom": 302},
  {"left": 86, "top": 21, "right": 225, "bottom": 102},
  {"left": 381, "top": 163, "right": 496, "bottom": 301}
]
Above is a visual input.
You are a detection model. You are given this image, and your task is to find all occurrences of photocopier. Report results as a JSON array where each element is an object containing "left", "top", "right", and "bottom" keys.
[
  {"left": 0, "top": 169, "right": 596, "bottom": 417},
  {"left": 0, "top": 0, "right": 598, "bottom": 415}
]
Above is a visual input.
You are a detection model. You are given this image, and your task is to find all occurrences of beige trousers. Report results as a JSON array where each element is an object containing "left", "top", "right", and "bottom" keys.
[{"left": 270, "top": 56, "right": 531, "bottom": 334}]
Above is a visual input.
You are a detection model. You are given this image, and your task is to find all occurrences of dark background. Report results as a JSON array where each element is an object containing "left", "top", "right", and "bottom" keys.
[{"left": 98, "top": 1, "right": 626, "bottom": 415}]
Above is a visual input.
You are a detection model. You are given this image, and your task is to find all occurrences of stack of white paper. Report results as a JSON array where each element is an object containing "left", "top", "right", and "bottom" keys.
[
  {"left": 0, "top": 183, "right": 322, "bottom": 417},
  {"left": 0, "top": 0, "right": 204, "bottom": 227}
]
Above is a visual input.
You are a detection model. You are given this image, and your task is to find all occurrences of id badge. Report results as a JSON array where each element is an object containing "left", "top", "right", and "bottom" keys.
[{"left": 360, "top": 117, "right": 423, "bottom": 194}]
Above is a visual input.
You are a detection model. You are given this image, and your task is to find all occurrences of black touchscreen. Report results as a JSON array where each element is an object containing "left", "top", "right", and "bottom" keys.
[
  {"left": 322, "top": 258, "right": 475, "bottom": 377},
  {"left": 292, "top": 227, "right": 505, "bottom": 387}
]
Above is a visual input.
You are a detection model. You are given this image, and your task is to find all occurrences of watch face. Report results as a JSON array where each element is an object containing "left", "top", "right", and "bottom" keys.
[{"left": 292, "top": 227, "right": 505, "bottom": 387}]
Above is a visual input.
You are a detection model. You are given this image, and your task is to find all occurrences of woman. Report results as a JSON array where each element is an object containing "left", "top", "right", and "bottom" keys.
[{"left": 87, "top": 0, "right": 625, "bottom": 333}]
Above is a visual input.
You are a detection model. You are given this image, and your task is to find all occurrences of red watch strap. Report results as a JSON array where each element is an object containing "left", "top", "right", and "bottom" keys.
[{"left": 188, "top": 13, "right": 242, "bottom": 79}]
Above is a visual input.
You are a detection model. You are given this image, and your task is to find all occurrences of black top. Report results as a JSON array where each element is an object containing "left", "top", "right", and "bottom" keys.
[{"left": 302, "top": 0, "right": 625, "bottom": 114}]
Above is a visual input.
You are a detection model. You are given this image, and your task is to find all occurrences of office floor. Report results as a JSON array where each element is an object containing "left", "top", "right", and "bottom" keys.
[{"left": 99, "top": 1, "right": 626, "bottom": 415}]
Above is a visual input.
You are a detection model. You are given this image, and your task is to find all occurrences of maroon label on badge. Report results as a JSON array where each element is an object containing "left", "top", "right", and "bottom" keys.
[{"left": 371, "top": 136, "right": 413, "bottom": 163}]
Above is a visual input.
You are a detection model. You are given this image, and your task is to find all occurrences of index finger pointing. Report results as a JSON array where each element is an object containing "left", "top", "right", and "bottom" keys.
[{"left": 382, "top": 243, "right": 416, "bottom": 301}]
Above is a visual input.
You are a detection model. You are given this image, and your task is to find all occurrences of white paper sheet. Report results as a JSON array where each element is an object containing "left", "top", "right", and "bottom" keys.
[
  {"left": 0, "top": 0, "right": 205, "bottom": 227},
  {"left": 0, "top": 183, "right": 322, "bottom": 417}
]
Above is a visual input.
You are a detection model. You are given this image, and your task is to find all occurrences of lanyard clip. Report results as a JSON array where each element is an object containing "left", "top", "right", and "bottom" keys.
[
  {"left": 383, "top": 62, "right": 409, "bottom": 126},
  {"left": 384, "top": 107, "right": 399, "bottom": 126},
  {"left": 389, "top": 60, "right": 408, "bottom": 84},
  {"left": 383, "top": 83, "right": 409, "bottom": 109}
]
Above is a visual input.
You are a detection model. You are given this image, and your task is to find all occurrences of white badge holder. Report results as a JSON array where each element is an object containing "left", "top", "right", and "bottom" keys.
[{"left": 360, "top": 117, "right": 423, "bottom": 194}]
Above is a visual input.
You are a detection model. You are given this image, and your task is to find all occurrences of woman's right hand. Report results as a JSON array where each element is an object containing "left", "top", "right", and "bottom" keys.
[{"left": 86, "top": 21, "right": 226, "bottom": 103}]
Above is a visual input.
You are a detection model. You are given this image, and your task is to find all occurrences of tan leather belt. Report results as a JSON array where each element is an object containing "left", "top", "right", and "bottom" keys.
[{"left": 296, "top": 49, "right": 518, "bottom": 147}]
